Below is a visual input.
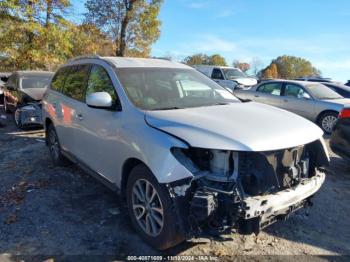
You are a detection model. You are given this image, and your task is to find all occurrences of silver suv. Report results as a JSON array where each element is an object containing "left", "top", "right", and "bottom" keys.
[{"left": 43, "top": 56, "right": 329, "bottom": 250}]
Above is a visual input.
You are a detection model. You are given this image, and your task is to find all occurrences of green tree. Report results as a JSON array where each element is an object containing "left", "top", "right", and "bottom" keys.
[
  {"left": 0, "top": 0, "right": 114, "bottom": 71},
  {"left": 233, "top": 60, "right": 250, "bottom": 72},
  {"left": 261, "top": 55, "right": 321, "bottom": 79},
  {"left": 183, "top": 53, "right": 227, "bottom": 66},
  {"left": 84, "top": 0, "right": 163, "bottom": 57}
]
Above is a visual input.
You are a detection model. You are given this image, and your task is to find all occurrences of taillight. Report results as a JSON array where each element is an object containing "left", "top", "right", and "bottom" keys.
[{"left": 339, "top": 108, "right": 350, "bottom": 119}]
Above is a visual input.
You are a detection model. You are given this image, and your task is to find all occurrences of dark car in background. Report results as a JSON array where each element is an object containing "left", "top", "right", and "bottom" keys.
[
  {"left": 4, "top": 71, "right": 54, "bottom": 128},
  {"left": 322, "top": 83, "right": 350, "bottom": 98},
  {"left": 331, "top": 107, "right": 350, "bottom": 162},
  {"left": 345, "top": 80, "right": 350, "bottom": 87}
]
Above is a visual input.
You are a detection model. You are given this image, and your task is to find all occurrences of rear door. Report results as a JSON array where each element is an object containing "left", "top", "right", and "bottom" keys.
[
  {"left": 56, "top": 64, "right": 90, "bottom": 154},
  {"left": 253, "top": 82, "right": 283, "bottom": 107},
  {"left": 280, "top": 83, "right": 315, "bottom": 120}
]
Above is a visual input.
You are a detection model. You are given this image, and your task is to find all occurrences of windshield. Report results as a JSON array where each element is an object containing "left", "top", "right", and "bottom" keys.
[
  {"left": 115, "top": 68, "right": 239, "bottom": 110},
  {"left": 21, "top": 76, "right": 52, "bottom": 89},
  {"left": 221, "top": 68, "right": 246, "bottom": 79},
  {"left": 306, "top": 83, "right": 343, "bottom": 100}
]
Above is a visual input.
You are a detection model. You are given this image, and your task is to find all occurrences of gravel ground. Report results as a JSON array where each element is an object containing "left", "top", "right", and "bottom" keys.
[{"left": 0, "top": 104, "right": 350, "bottom": 261}]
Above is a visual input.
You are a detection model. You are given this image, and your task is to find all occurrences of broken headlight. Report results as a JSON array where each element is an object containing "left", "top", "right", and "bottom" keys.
[{"left": 171, "top": 147, "right": 238, "bottom": 182}]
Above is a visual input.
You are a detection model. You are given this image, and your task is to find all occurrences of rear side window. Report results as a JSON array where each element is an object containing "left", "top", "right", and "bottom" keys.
[
  {"left": 51, "top": 67, "right": 69, "bottom": 92},
  {"left": 62, "top": 65, "right": 90, "bottom": 101},
  {"left": 86, "top": 65, "right": 117, "bottom": 103},
  {"left": 257, "top": 83, "right": 282, "bottom": 96},
  {"left": 211, "top": 68, "right": 224, "bottom": 80}
]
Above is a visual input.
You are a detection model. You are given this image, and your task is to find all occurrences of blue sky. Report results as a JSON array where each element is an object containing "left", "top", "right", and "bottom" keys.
[{"left": 69, "top": 0, "right": 350, "bottom": 82}]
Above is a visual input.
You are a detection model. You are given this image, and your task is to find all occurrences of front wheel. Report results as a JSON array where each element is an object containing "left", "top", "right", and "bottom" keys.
[
  {"left": 319, "top": 112, "right": 338, "bottom": 134},
  {"left": 126, "top": 165, "right": 185, "bottom": 250}
]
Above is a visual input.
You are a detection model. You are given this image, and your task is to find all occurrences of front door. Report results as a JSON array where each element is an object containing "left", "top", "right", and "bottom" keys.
[
  {"left": 73, "top": 64, "right": 123, "bottom": 183},
  {"left": 280, "top": 83, "right": 315, "bottom": 120}
]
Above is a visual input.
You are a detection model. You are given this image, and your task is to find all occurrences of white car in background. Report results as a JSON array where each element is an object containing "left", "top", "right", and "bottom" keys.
[
  {"left": 193, "top": 65, "right": 257, "bottom": 91},
  {"left": 42, "top": 56, "right": 328, "bottom": 250}
]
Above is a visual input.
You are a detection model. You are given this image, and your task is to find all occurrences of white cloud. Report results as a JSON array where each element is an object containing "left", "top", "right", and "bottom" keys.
[
  {"left": 215, "top": 10, "right": 235, "bottom": 18},
  {"left": 187, "top": 1, "right": 210, "bottom": 9},
  {"left": 190, "top": 35, "right": 237, "bottom": 52}
]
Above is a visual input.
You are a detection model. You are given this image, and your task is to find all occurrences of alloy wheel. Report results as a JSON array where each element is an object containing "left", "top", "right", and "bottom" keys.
[
  {"left": 132, "top": 179, "right": 164, "bottom": 237},
  {"left": 322, "top": 115, "right": 337, "bottom": 133}
]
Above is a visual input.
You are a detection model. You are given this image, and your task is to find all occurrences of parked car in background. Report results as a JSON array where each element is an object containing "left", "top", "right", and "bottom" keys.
[
  {"left": 193, "top": 65, "right": 257, "bottom": 91},
  {"left": 345, "top": 80, "right": 350, "bottom": 87},
  {"left": 330, "top": 107, "right": 350, "bottom": 162},
  {"left": 322, "top": 82, "right": 350, "bottom": 98},
  {"left": 234, "top": 80, "right": 350, "bottom": 134},
  {"left": 4, "top": 71, "right": 54, "bottom": 128},
  {"left": 43, "top": 56, "right": 328, "bottom": 250},
  {"left": 294, "top": 76, "right": 333, "bottom": 83}
]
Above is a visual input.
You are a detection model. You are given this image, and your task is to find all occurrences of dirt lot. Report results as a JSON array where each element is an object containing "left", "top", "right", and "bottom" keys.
[{"left": 0, "top": 104, "right": 350, "bottom": 261}]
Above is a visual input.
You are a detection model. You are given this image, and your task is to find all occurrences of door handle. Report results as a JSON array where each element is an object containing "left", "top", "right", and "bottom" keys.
[
  {"left": 283, "top": 99, "right": 288, "bottom": 102},
  {"left": 77, "top": 113, "right": 84, "bottom": 121},
  {"left": 254, "top": 95, "right": 259, "bottom": 97}
]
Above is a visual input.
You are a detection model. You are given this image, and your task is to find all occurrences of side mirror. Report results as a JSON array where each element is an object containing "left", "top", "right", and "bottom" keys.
[
  {"left": 86, "top": 92, "right": 113, "bottom": 109},
  {"left": 301, "top": 93, "right": 311, "bottom": 100}
]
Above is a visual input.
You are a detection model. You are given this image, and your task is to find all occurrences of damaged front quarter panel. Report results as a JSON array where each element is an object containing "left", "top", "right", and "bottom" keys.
[{"left": 167, "top": 139, "right": 328, "bottom": 238}]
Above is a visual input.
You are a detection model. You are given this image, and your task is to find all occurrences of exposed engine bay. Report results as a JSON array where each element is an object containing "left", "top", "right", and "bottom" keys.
[{"left": 168, "top": 139, "right": 328, "bottom": 237}]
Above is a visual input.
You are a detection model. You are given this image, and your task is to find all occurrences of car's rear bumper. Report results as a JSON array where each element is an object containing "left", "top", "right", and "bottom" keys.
[{"left": 241, "top": 171, "right": 325, "bottom": 229}]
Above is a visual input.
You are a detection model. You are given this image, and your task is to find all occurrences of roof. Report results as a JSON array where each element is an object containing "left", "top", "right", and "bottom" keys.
[
  {"left": 67, "top": 56, "right": 191, "bottom": 69},
  {"left": 193, "top": 65, "right": 240, "bottom": 70},
  {"left": 13, "top": 71, "right": 54, "bottom": 77},
  {"left": 105, "top": 57, "right": 191, "bottom": 69},
  {"left": 261, "top": 79, "right": 316, "bottom": 86}
]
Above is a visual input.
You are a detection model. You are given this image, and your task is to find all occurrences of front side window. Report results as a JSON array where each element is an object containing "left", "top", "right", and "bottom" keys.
[
  {"left": 257, "top": 83, "right": 282, "bottom": 96},
  {"left": 62, "top": 65, "right": 90, "bottom": 101},
  {"left": 285, "top": 84, "right": 308, "bottom": 99},
  {"left": 86, "top": 65, "right": 117, "bottom": 104},
  {"left": 211, "top": 68, "right": 224, "bottom": 80},
  {"left": 115, "top": 68, "right": 238, "bottom": 110}
]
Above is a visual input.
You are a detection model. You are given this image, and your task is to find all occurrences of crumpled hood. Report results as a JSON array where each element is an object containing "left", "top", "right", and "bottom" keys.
[
  {"left": 234, "top": 77, "right": 257, "bottom": 86},
  {"left": 145, "top": 102, "right": 323, "bottom": 151},
  {"left": 21, "top": 88, "right": 47, "bottom": 101}
]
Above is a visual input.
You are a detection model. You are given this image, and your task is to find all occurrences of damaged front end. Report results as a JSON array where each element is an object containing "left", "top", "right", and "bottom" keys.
[{"left": 167, "top": 139, "right": 328, "bottom": 237}]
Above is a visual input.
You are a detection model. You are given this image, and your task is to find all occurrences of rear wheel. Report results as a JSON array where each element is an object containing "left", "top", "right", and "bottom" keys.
[
  {"left": 126, "top": 164, "right": 185, "bottom": 250},
  {"left": 47, "top": 124, "right": 68, "bottom": 166},
  {"left": 319, "top": 111, "right": 338, "bottom": 134}
]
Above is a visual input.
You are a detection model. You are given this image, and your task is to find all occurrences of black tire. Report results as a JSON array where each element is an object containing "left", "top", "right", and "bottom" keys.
[
  {"left": 126, "top": 164, "right": 185, "bottom": 250},
  {"left": 318, "top": 111, "right": 338, "bottom": 134},
  {"left": 47, "top": 124, "right": 69, "bottom": 166},
  {"left": 4, "top": 97, "right": 11, "bottom": 113}
]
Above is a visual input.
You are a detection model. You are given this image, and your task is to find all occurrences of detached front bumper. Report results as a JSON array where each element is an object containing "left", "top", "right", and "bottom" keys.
[{"left": 240, "top": 171, "right": 325, "bottom": 231}]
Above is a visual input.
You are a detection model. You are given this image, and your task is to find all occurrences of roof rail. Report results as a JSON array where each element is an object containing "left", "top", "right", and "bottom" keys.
[{"left": 67, "top": 55, "right": 102, "bottom": 62}]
